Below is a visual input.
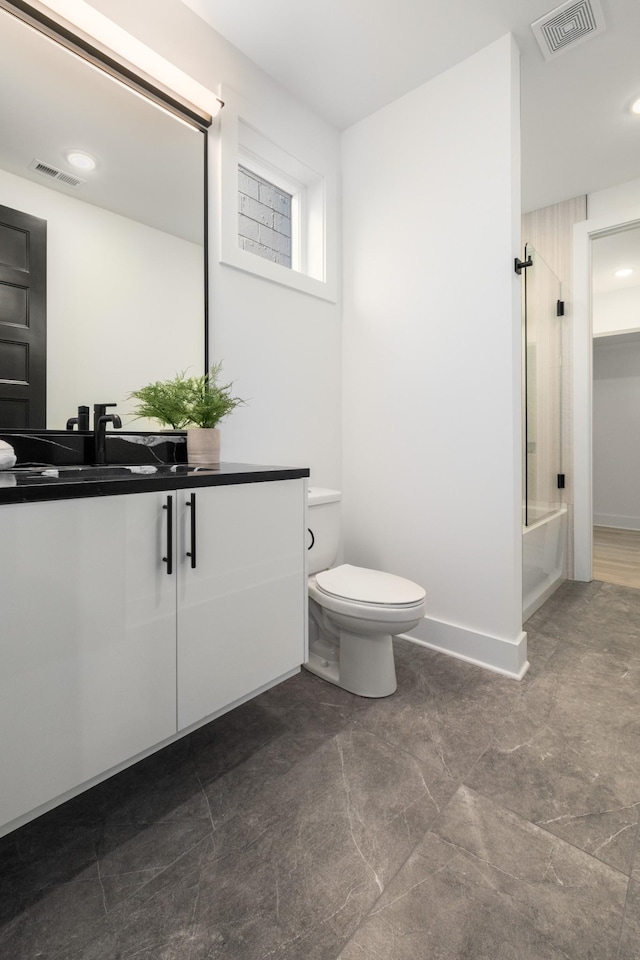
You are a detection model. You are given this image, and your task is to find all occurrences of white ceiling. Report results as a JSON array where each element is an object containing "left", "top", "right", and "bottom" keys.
[
  {"left": 181, "top": 0, "right": 640, "bottom": 213},
  {"left": 591, "top": 224, "right": 640, "bottom": 293}
]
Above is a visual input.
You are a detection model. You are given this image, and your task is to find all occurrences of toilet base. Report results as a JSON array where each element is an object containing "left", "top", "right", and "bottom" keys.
[
  {"left": 303, "top": 651, "right": 341, "bottom": 687},
  {"left": 304, "top": 629, "right": 397, "bottom": 698}
]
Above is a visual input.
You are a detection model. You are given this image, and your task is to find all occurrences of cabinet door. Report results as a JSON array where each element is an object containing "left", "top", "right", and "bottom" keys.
[
  {"left": 0, "top": 492, "right": 176, "bottom": 829},
  {"left": 177, "top": 479, "right": 306, "bottom": 729}
]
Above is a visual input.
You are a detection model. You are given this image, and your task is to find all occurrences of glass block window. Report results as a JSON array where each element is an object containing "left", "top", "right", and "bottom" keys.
[{"left": 238, "top": 165, "right": 292, "bottom": 268}]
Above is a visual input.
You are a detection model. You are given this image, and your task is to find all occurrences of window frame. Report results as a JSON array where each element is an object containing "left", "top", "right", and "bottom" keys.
[{"left": 219, "top": 85, "right": 337, "bottom": 302}]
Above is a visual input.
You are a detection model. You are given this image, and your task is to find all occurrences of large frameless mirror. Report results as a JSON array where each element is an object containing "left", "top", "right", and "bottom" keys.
[{"left": 0, "top": 1, "right": 210, "bottom": 429}]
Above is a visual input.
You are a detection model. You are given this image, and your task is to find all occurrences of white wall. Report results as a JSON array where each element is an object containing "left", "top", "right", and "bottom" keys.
[
  {"left": 341, "top": 36, "right": 525, "bottom": 677},
  {"left": 86, "top": 0, "right": 342, "bottom": 484},
  {"left": 593, "top": 335, "right": 640, "bottom": 529},
  {"left": 59, "top": 5, "right": 524, "bottom": 675},
  {"left": 593, "top": 286, "right": 640, "bottom": 336},
  {"left": 0, "top": 167, "right": 202, "bottom": 429},
  {"left": 588, "top": 177, "right": 640, "bottom": 220}
]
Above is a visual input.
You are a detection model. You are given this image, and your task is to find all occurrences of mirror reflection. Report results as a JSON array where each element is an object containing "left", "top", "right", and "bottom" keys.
[{"left": 0, "top": 8, "right": 205, "bottom": 430}]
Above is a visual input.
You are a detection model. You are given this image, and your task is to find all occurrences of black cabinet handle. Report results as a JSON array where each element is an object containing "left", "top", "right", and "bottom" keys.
[
  {"left": 186, "top": 493, "right": 197, "bottom": 568},
  {"left": 162, "top": 495, "right": 173, "bottom": 575}
]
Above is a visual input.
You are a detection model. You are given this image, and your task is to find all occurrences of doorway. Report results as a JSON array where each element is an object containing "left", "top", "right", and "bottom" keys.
[
  {"left": 591, "top": 225, "right": 640, "bottom": 587},
  {"left": 573, "top": 207, "right": 640, "bottom": 582}
]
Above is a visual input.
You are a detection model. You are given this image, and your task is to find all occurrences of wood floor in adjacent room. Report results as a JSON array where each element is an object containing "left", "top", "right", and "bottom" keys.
[{"left": 593, "top": 524, "right": 640, "bottom": 588}]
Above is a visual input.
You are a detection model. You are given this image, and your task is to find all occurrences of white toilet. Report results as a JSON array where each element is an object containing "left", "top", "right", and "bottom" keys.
[{"left": 305, "top": 487, "right": 426, "bottom": 697}]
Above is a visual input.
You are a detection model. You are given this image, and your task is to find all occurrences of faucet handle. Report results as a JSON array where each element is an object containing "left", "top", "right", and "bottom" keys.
[
  {"left": 93, "top": 403, "right": 117, "bottom": 428},
  {"left": 77, "top": 405, "right": 90, "bottom": 430},
  {"left": 66, "top": 405, "right": 91, "bottom": 431}
]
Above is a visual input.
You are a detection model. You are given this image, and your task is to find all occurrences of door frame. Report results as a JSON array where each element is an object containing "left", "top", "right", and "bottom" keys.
[{"left": 572, "top": 203, "right": 640, "bottom": 580}]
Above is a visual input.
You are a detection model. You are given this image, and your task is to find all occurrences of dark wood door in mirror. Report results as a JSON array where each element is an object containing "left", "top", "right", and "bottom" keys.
[{"left": 0, "top": 204, "right": 46, "bottom": 427}]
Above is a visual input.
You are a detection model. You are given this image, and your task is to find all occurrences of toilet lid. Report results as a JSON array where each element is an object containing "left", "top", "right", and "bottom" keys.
[{"left": 315, "top": 564, "right": 425, "bottom": 605}]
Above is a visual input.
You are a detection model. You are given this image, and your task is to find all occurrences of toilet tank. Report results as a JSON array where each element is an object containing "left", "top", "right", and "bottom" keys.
[{"left": 307, "top": 487, "right": 341, "bottom": 575}]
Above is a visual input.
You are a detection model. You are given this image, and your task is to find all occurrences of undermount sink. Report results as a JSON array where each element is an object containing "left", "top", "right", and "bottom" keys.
[
  {"left": 12, "top": 464, "right": 160, "bottom": 478},
  {"left": 58, "top": 465, "right": 146, "bottom": 473},
  {"left": 56, "top": 466, "right": 144, "bottom": 478}
]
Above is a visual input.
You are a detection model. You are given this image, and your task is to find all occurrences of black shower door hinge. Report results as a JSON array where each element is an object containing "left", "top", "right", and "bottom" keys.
[
  {"left": 557, "top": 474, "right": 566, "bottom": 489},
  {"left": 514, "top": 256, "right": 533, "bottom": 275},
  {"left": 557, "top": 300, "right": 565, "bottom": 316}
]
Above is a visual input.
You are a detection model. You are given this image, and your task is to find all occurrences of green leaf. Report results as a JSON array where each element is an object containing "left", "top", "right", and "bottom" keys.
[{"left": 128, "top": 363, "right": 245, "bottom": 430}]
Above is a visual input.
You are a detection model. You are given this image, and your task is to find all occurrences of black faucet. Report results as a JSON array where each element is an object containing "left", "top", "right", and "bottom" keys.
[
  {"left": 93, "top": 403, "right": 122, "bottom": 464},
  {"left": 66, "top": 405, "right": 90, "bottom": 431}
]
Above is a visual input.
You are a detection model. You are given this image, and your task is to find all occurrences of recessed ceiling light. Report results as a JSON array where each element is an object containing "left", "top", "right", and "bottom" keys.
[
  {"left": 67, "top": 151, "right": 96, "bottom": 171},
  {"left": 615, "top": 268, "right": 634, "bottom": 278},
  {"left": 632, "top": 97, "right": 640, "bottom": 115}
]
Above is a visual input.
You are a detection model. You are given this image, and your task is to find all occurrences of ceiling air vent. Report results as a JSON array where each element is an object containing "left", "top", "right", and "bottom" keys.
[
  {"left": 29, "top": 159, "right": 84, "bottom": 188},
  {"left": 532, "top": 0, "right": 605, "bottom": 60}
]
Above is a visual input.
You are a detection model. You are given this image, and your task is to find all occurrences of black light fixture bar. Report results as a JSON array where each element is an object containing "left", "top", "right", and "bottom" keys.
[{"left": 0, "top": 0, "right": 214, "bottom": 131}]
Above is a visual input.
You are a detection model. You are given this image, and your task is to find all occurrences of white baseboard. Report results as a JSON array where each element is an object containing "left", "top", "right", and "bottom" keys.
[
  {"left": 593, "top": 513, "right": 640, "bottom": 531},
  {"left": 399, "top": 616, "right": 528, "bottom": 680}
]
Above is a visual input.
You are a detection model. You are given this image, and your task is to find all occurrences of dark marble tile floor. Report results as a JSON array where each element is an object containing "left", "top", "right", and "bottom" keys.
[{"left": 1, "top": 579, "right": 639, "bottom": 958}]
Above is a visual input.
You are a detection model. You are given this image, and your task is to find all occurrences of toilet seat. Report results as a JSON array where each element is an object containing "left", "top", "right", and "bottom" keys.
[
  {"left": 315, "top": 564, "right": 426, "bottom": 607},
  {"left": 309, "top": 565, "right": 426, "bottom": 626}
]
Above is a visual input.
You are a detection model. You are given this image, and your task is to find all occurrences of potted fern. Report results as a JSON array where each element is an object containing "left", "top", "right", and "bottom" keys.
[{"left": 129, "top": 363, "right": 245, "bottom": 464}]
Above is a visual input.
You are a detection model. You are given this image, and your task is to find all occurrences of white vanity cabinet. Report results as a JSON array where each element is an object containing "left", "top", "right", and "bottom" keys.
[
  {"left": 0, "top": 475, "right": 307, "bottom": 834},
  {"left": 176, "top": 480, "right": 307, "bottom": 729},
  {"left": 0, "top": 491, "right": 177, "bottom": 829}
]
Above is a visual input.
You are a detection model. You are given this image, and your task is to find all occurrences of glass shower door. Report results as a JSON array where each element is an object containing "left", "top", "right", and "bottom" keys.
[{"left": 524, "top": 242, "right": 563, "bottom": 527}]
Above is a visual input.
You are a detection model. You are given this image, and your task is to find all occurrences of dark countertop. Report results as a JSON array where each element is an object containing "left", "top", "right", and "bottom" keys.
[{"left": 0, "top": 462, "right": 310, "bottom": 505}]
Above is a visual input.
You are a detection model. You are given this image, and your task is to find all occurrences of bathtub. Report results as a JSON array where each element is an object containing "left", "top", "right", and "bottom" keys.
[{"left": 523, "top": 505, "right": 567, "bottom": 620}]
